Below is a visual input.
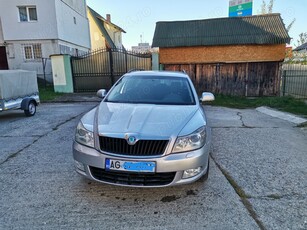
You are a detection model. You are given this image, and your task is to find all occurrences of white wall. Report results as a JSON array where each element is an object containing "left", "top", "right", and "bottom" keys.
[
  {"left": 104, "top": 23, "right": 123, "bottom": 49},
  {"left": 0, "top": 0, "right": 90, "bottom": 49},
  {"left": 55, "top": 0, "right": 90, "bottom": 50},
  {"left": 0, "top": 0, "right": 58, "bottom": 40},
  {"left": 6, "top": 40, "right": 56, "bottom": 82},
  {"left": 88, "top": 9, "right": 106, "bottom": 50},
  {"left": 0, "top": 0, "right": 90, "bottom": 81},
  {"left": 61, "top": 0, "right": 87, "bottom": 17},
  {"left": 298, "top": 49, "right": 307, "bottom": 54}
]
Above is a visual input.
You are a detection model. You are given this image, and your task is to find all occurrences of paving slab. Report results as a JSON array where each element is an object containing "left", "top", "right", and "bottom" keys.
[
  {"left": 1, "top": 103, "right": 306, "bottom": 229},
  {"left": 0, "top": 136, "right": 37, "bottom": 164},
  {"left": 256, "top": 106, "right": 307, "bottom": 125},
  {"left": 205, "top": 106, "right": 307, "bottom": 229},
  {"left": 250, "top": 197, "right": 307, "bottom": 230},
  {"left": 0, "top": 108, "right": 258, "bottom": 229}
]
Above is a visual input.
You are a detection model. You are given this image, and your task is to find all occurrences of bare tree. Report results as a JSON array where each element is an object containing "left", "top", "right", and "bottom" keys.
[
  {"left": 259, "top": 0, "right": 295, "bottom": 33},
  {"left": 267, "top": 0, "right": 274, "bottom": 13},
  {"left": 261, "top": 0, "right": 274, "bottom": 14},
  {"left": 286, "top": 18, "right": 296, "bottom": 32},
  {"left": 297, "top": 33, "right": 307, "bottom": 46}
]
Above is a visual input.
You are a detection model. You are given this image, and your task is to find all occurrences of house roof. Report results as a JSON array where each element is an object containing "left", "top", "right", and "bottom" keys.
[
  {"left": 293, "top": 42, "right": 307, "bottom": 51},
  {"left": 88, "top": 7, "right": 126, "bottom": 49},
  {"left": 152, "top": 14, "right": 291, "bottom": 48}
]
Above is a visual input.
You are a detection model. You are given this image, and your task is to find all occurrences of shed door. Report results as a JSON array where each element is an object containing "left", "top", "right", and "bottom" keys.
[{"left": 0, "top": 46, "right": 8, "bottom": 70}]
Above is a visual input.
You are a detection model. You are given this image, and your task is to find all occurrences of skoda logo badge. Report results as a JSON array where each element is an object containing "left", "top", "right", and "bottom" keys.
[{"left": 126, "top": 135, "right": 137, "bottom": 145}]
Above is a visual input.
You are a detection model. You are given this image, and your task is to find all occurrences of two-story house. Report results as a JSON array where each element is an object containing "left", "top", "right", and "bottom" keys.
[
  {"left": 0, "top": 0, "right": 91, "bottom": 81},
  {"left": 87, "top": 7, "right": 125, "bottom": 50}
]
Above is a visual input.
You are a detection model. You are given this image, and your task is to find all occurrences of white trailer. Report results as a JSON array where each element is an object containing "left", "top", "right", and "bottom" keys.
[{"left": 0, "top": 70, "right": 40, "bottom": 116}]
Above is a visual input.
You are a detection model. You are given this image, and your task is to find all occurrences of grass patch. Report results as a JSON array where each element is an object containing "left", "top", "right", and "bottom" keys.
[
  {"left": 38, "top": 84, "right": 63, "bottom": 102},
  {"left": 297, "top": 121, "right": 307, "bottom": 128},
  {"left": 206, "top": 95, "right": 307, "bottom": 117}
]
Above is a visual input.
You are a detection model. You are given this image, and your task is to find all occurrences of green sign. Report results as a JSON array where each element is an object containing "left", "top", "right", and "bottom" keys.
[{"left": 229, "top": 0, "right": 253, "bottom": 17}]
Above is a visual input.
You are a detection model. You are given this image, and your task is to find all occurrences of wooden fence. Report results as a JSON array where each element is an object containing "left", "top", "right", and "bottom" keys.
[{"left": 164, "top": 62, "right": 282, "bottom": 96}]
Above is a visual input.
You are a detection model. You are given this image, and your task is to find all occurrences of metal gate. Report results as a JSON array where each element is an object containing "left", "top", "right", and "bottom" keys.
[
  {"left": 71, "top": 48, "right": 152, "bottom": 92},
  {"left": 281, "top": 64, "right": 307, "bottom": 98}
]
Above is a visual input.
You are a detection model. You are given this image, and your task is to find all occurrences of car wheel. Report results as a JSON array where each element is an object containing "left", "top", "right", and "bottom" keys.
[
  {"left": 24, "top": 101, "right": 36, "bottom": 117},
  {"left": 198, "top": 158, "right": 209, "bottom": 182}
]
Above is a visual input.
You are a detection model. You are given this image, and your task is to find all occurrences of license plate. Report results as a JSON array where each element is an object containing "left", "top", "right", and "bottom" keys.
[{"left": 105, "top": 159, "right": 156, "bottom": 173}]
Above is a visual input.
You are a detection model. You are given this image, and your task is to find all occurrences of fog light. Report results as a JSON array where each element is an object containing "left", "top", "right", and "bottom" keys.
[
  {"left": 74, "top": 160, "right": 85, "bottom": 172},
  {"left": 182, "top": 167, "right": 202, "bottom": 179}
]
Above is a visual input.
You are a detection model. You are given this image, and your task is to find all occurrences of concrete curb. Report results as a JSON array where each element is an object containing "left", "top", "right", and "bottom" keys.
[
  {"left": 256, "top": 106, "right": 307, "bottom": 125},
  {"left": 46, "top": 93, "right": 101, "bottom": 103}
]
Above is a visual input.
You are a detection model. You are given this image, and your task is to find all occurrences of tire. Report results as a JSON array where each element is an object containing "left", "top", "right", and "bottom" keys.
[
  {"left": 24, "top": 101, "right": 36, "bottom": 117},
  {"left": 198, "top": 158, "right": 210, "bottom": 182}
]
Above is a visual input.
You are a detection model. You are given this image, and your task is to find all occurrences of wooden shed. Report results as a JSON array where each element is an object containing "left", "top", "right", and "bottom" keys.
[{"left": 152, "top": 14, "right": 291, "bottom": 96}]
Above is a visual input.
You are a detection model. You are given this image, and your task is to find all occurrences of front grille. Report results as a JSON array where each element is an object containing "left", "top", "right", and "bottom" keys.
[
  {"left": 99, "top": 136, "right": 168, "bottom": 156},
  {"left": 90, "top": 166, "right": 176, "bottom": 186}
]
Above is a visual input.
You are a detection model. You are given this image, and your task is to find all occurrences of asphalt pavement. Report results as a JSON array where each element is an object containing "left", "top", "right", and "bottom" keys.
[{"left": 0, "top": 99, "right": 306, "bottom": 229}]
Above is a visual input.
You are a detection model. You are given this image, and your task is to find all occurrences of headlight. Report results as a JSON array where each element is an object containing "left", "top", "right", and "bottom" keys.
[
  {"left": 172, "top": 126, "right": 206, "bottom": 153},
  {"left": 75, "top": 121, "right": 94, "bottom": 148}
]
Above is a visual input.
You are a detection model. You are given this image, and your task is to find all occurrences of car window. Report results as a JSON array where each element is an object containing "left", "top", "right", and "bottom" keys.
[{"left": 106, "top": 75, "right": 196, "bottom": 105}]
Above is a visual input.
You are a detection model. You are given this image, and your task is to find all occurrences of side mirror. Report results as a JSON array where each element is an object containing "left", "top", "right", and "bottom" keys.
[
  {"left": 97, "top": 89, "right": 107, "bottom": 99},
  {"left": 200, "top": 92, "right": 215, "bottom": 102}
]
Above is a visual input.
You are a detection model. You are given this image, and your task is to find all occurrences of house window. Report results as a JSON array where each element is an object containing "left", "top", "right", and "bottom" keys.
[
  {"left": 22, "top": 44, "right": 42, "bottom": 60},
  {"left": 73, "top": 17, "right": 77, "bottom": 24},
  {"left": 18, "top": 6, "right": 37, "bottom": 22}
]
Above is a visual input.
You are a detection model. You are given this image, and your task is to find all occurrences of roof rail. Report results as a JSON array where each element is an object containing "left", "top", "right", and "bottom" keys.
[{"left": 128, "top": 69, "right": 145, "bottom": 73}]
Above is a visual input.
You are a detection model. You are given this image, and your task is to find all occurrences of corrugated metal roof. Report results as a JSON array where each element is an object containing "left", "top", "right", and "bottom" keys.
[
  {"left": 152, "top": 14, "right": 291, "bottom": 48},
  {"left": 293, "top": 42, "right": 307, "bottom": 51}
]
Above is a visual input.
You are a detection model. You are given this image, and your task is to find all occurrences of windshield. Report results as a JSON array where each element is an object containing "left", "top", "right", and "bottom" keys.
[{"left": 106, "top": 75, "right": 196, "bottom": 105}]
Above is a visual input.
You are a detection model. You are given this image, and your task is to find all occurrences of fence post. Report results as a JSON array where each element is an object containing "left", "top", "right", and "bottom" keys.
[
  {"left": 70, "top": 56, "right": 76, "bottom": 92},
  {"left": 282, "top": 70, "right": 287, "bottom": 96},
  {"left": 42, "top": 58, "right": 47, "bottom": 88},
  {"left": 50, "top": 54, "right": 74, "bottom": 93},
  {"left": 152, "top": 52, "right": 159, "bottom": 70},
  {"left": 125, "top": 50, "right": 128, "bottom": 73},
  {"left": 108, "top": 49, "right": 114, "bottom": 85}
]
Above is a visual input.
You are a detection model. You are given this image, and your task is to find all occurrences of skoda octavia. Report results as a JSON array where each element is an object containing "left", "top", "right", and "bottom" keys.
[{"left": 73, "top": 71, "right": 214, "bottom": 187}]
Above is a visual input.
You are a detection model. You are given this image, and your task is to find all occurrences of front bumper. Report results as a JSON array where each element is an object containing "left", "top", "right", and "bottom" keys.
[{"left": 73, "top": 141, "right": 210, "bottom": 187}]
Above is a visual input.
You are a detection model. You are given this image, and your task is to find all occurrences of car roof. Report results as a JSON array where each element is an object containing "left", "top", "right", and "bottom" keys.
[{"left": 124, "top": 70, "right": 189, "bottom": 78}]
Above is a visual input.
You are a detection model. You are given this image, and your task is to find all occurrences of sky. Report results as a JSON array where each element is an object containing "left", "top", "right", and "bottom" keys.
[{"left": 87, "top": 0, "right": 307, "bottom": 49}]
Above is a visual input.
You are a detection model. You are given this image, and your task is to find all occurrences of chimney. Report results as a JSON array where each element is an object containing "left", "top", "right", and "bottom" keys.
[{"left": 106, "top": 14, "right": 111, "bottom": 22}]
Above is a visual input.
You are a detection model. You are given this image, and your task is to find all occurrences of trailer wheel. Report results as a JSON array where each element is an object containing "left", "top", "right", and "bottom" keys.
[{"left": 24, "top": 101, "right": 36, "bottom": 116}]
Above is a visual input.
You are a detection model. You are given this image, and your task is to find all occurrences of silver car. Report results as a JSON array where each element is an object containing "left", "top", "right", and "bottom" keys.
[{"left": 73, "top": 71, "right": 214, "bottom": 187}]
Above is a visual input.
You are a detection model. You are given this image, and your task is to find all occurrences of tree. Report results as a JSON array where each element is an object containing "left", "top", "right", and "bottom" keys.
[
  {"left": 285, "top": 18, "right": 296, "bottom": 33},
  {"left": 297, "top": 33, "right": 307, "bottom": 47},
  {"left": 260, "top": 0, "right": 274, "bottom": 14},
  {"left": 259, "top": 0, "right": 295, "bottom": 32}
]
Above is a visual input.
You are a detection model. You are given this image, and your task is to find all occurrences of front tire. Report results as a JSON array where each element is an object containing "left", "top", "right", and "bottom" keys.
[{"left": 24, "top": 101, "right": 36, "bottom": 117}]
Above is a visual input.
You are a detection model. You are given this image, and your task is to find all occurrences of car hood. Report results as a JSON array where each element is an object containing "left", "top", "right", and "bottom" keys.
[{"left": 96, "top": 102, "right": 198, "bottom": 138}]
